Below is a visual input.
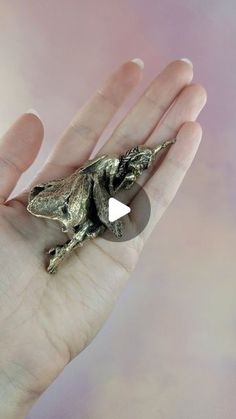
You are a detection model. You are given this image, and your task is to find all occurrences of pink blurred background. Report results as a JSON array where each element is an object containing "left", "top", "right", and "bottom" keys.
[{"left": 1, "top": 0, "right": 236, "bottom": 418}]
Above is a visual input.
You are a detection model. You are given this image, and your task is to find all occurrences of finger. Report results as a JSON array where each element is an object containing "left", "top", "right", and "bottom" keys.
[
  {"left": 15, "top": 59, "right": 144, "bottom": 206},
  {"left": 147, "top": 83, "right": 207, "bottom": 148},
  {"left": 0, "top": 112, "right": 44, "bottom": 205},
  {"left": 37, "top": 60, "right": 144, "bottom": 180},
  {"left": 111, "top": 82, "right": 207, "bottom": 207},
  {"left": 97, "top": 59, "right": 193, "bottom": 156},
  {"left": 128, "top": 83, "right": 207, "bottom": 193},
  {"left": 131, "top": 121, "right": 202, "bottom": 242}
]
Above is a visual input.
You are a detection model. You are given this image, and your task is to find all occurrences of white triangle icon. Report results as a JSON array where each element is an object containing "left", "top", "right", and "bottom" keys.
[{"left": 108, "top": 197, "right": 131, "bottom": 222}]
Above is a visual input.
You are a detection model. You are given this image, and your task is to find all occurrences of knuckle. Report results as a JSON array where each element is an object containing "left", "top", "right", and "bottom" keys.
[
  {"left": 96, "top": 88, "right": 118, "bottom": 109},
  {"left": 144, "top": 92, "right": 167, "bottom": 113},
  {"left": 69, "top": 121, "right": 98, "bottom": 142},
  {"left": 0, "top": 154, "right": 22, "bottom": 176},
  {"left": 160, "top": 117, "right": 175, "bottom": 135},
  {"left": 149, "top": 182, "right": 172, "bottom": 209}
]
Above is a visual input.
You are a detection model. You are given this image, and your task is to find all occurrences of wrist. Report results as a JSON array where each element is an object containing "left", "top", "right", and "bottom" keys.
[
  {"left": 0, "top": 362, "right": 41, "bottom": 419},
  {"left": 0, "top": 321, "right": 70, "bottom": 418}
]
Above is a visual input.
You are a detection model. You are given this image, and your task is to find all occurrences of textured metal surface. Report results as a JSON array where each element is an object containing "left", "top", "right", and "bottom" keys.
[
  {"left": 27, "top": 140, "right": 175, "bottom": 273},
  {"left": 1, "top": 1, "right": 235, "bottom": 418}
]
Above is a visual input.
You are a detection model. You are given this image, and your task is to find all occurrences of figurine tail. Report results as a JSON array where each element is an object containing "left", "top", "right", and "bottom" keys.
[{"left": 153, "top": 138, "right": 176, "bottom": 158}]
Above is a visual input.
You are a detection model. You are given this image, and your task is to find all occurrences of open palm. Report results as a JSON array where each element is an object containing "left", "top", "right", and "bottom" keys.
[{"left": 0, "top": 59, "right": 206, "bottom": 408}]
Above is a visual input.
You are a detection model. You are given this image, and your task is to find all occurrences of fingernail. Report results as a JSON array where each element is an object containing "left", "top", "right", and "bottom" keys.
[
  {"left": 180, "top": 58, "right": 193, "bottom": 67},
  {"left": 131, "top": 58, "right": 144, "bottom": 69},
  {"left": 25, "top": 108, "right": 40, "bottom": 118}
]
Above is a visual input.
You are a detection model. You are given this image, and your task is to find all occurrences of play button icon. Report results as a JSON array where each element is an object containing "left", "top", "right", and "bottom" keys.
[
  {"left": 108, "top": 197, "right": 131, "bottom": 222},
  {"left": 103, "top": 182, "right": 151, "bottom": 243}
]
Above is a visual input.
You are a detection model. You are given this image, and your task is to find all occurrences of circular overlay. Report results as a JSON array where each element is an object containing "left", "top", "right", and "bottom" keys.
[{"left": 103, "top": 182, "right": 151, "bottom": 242}]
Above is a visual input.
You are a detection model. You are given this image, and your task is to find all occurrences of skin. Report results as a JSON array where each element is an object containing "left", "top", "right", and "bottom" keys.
[
  {"left": 0, "top": 58, "right": 207, "bottom": 418},
  {"left": 27, "top": 139, "right": 175, "bottom": 274}
]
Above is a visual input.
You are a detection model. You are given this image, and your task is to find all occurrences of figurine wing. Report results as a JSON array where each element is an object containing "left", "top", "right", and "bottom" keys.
[
  {"left": 93, "top": 175, "right": 124, "bottom": 238},
  {"left": 64, "top": 173, "right": 94, "bottom": 227},
  {"left": 79, "top": 155, "right": 108, "bottom": 173}
]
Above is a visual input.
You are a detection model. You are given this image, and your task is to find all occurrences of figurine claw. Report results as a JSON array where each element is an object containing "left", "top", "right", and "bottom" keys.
[
  {"left": 48, "top": 245, "right": 63, "bottom": 256},
  {"left": 47, "top": 245, "right": 67, "bottom": 274},
  {"left": 48, "top": 247, "right": 55, "bottom": 256},
  {"left": 47, "top": 262, "right": 58, "bottom": 274}
]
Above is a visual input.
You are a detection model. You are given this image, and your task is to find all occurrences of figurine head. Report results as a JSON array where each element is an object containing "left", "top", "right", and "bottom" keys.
[
  {"left": 118, "top": 146, "right": 155, "bottom": 178},
  {"left": 27, "top": 173, "right": 93, "bottom": 232},
  {"left": 27, "top": 182, "right": 72, "bottom": 226}
]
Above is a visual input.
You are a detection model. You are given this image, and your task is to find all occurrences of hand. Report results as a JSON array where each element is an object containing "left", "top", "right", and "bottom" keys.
[{"left": 0, "top": 58, "right": 206, "bottom": 417}]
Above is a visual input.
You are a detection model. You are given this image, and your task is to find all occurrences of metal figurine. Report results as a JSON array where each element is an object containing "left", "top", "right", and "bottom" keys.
[{"left": 27, "top": 139, "right": 176, "bottom": 273}]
